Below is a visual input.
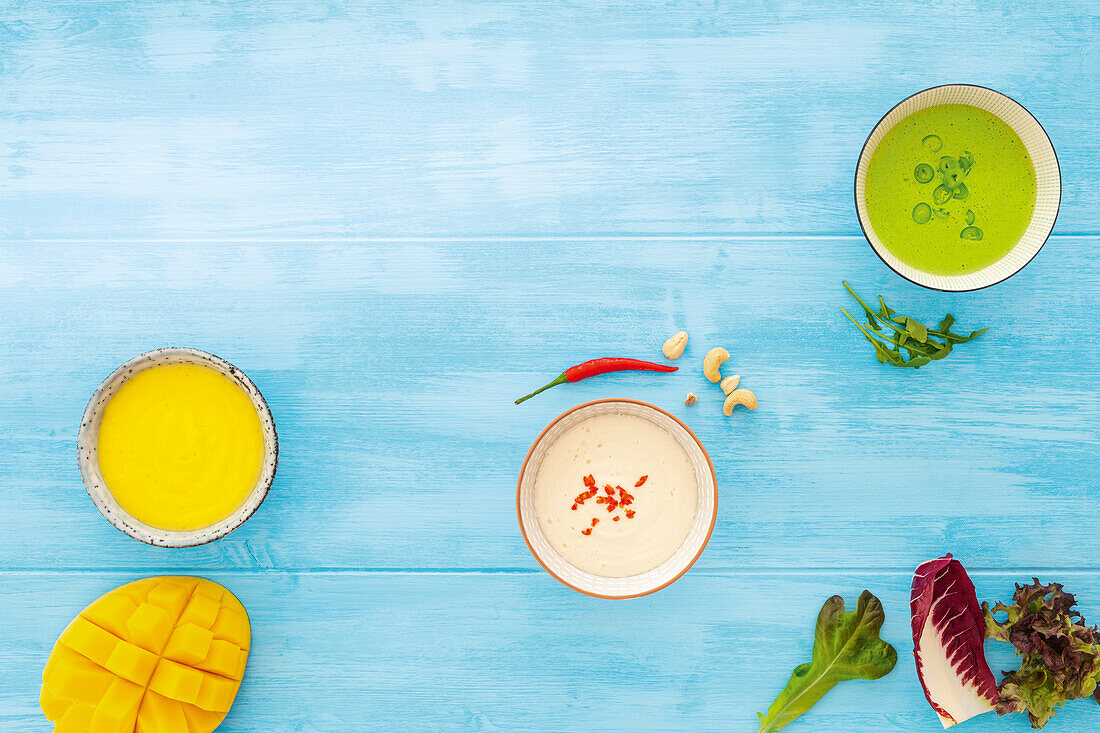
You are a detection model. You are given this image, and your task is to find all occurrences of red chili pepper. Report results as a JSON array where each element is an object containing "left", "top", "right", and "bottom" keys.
[{"left": 515, "top": 358, "right": 677, "bottom": 404}]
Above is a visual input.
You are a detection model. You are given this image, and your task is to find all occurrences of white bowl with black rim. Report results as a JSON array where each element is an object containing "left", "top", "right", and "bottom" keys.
[
  {"left": 855, "top": 84, "right": 1060, "bottom": 291},
  {"left": 77, "top": 347, "right": 278, "bottom": 547}
]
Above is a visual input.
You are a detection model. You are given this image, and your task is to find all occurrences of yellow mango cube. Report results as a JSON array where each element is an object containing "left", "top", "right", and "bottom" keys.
[
  {"left": 163, "top": 622, "right": 214, "bottom": 666},
  {"left": 195, "top": 673, "right": 239, "bottom": 713},
  {"left": 54, "top": 704, "right": 95, "bottom": 733},
  {"left": 125, "top": 602, "right": 173, "bottom": 654},
  {"left": 39, "top": 683, "right": 70, "bottom": 720},
  {"left": 104, "top": 640, "right": 158, "bottom": 686},
  {"left": 58, "top": 617, "right": 122, "bottom": 667},
  {"left": 181, "top": 702, "right": 224, "bottom": 731},
  {"left": 149, "top": 658, "right": 204, "bottom": 705},
  {"left": 179, "top": 593, "right": 220, "bottom": 630},
  {"left": 43, "top": 646, "right": 115, "bottom": 705},
  {"left": 41, "top": 577, "right": 250, "bottom": 732},
  {"left": 146, "top": 580, "right": 192, "bottom": 622},
  {"left": 136, "top": 691, "right": 187, "bottom": 732},
  {"left": 211, "top": 607, "right": 248, "bottom": 649},
  {"left": 82, "top": 595, "right": 138, "bottom": 639},
  {"left": 89, "top": 678, "right": 143, "bottom": 733},
  {"left": 197, "top": 639, "right": 246, "bottom": 679}
]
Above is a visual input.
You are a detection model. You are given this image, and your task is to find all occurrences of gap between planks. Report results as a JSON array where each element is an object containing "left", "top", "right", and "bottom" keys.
[
  {"left": 0, "top": 233, "right": 1096, "bottom": 245},
  {"left": 4, "top": 567, "right": 1100, "bottom": 576}
]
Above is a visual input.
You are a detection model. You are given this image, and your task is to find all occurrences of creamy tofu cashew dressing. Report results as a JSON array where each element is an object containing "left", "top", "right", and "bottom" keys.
[{"left": 533, "top": 413, "right": 698, "bottom": 577}]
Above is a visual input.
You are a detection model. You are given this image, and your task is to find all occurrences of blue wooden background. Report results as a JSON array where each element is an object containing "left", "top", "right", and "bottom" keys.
[{"left": 2, "top": 2, "right": 1099, "bottom": 731}]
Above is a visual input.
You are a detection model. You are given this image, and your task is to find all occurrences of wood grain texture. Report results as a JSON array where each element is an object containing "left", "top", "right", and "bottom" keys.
[
  {"left": 2, "top": 238, "right": 1098, "bottom": 576},
  {"left": 0, "top": 1, "right": 1098, "bottom": 238},
  {"left": 3, "top": 1, "right": 1100, "bottom": 731},
  {"left": 2, "top": 570, "right": 1096, "bottom": 732}
]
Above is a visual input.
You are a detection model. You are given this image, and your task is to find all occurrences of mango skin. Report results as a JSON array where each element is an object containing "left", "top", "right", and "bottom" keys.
[{"left": 41, "top": 577, "right": 250, "bottom": 733}]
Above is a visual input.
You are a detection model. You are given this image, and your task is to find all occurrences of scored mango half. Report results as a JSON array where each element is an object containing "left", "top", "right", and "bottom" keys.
[{"left": 40, "top": 576, "right": 250, "bottom": 733}]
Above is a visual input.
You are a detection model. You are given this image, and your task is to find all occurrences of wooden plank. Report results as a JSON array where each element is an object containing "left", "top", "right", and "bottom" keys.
[
  {"left": 0, "top": 569, "right": 1091, "bottom": 731},
  {"left": 1, "top": 238, "right": 1096, "bottom": 572},
  {"left": 0, "top": 1, "right": 1096, "bottom": 239}
]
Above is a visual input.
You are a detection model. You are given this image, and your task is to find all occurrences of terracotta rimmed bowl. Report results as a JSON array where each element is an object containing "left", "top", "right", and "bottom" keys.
[
  {"left": 855, "top": 84, "right": 1060, "bottom": 291},
  {"left": 77, "top": 348, "right": 279, "bottom": 547},
  {"left": 516, "top": 398, "right": 717, "bottom": 599}
]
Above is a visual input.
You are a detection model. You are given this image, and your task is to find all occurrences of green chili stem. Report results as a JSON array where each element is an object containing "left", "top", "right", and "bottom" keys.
[{"left": 514, "top": 373, "right": 568, "bottom": 405}]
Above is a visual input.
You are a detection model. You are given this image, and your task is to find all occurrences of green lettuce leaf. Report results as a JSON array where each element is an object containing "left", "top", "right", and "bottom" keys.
[
  {"left": 983, "top": 579, "right": 1100, "bottom": 728},
  {"left": 758, "top": 591, "right": 897, "bottom": 732}
]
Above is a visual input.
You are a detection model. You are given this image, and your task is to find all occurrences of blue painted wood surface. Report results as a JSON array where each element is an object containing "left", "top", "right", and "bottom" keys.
[{"left": 2, "top": 2, "right": 1099, "bottom": 731}]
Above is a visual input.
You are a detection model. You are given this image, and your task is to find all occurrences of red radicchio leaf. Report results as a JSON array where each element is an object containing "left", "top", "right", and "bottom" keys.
[{"left": 911, "top": 554, "right": 1000, "bottom": 727}]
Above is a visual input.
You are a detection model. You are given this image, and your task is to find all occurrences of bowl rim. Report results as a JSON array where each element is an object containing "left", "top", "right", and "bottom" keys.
[
  {"left": 515, "top": 397, "right": 718, "bottom": 599},
  {"left": 77, "top": 347, "right": 279, "bottom": 548},
  {"left": 853, "top": 83, "right": 1061, "bottom": 292}
]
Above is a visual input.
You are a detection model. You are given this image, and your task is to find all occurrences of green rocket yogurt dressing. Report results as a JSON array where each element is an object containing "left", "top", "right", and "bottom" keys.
[{"left": 865, "top": 104, "right": 1037, "bottom": 276}]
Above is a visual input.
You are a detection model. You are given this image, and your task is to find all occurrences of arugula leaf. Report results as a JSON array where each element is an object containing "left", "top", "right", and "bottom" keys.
[
  {"left": 841, "top": 309, "right": 935, "bottom": 368},
  {"left": 878, "top": 295, "right": 901, "bottom": 324},
  {"left": 842, "top": 283, "right": 987, "bottom": 369},
  {"left": 757, "top": 591, "right": 897, "bottom": 732},
  {"left": 904, "top": 317, "right": 928, "bottom": 343}
]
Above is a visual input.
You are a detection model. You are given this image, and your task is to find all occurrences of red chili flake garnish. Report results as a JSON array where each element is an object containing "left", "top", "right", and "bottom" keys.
[
  {"left": 573, "top": 473, "right": 640, "bottom": 529},
  {"left": 574, "top": 487, "right": 599, "bottom": 504}
]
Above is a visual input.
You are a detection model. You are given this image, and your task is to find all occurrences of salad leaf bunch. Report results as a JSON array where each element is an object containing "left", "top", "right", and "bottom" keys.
[
  {"left": 983, "top": 579, "right": 1100, "bottom": 728},
  {"left": 841, "top": 281, "right": 987, "bottom": 369}
]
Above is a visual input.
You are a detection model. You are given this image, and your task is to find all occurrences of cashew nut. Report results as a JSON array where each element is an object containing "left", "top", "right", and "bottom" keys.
[
  {"left": 702, "top": 347, "right": 729, "bottom": 383},
  {"left": 662, "top": 331, "right": 689, "bottom": 360},
  {"left": 720, "top": 375, "right": 740, "bottom": 395},
  {"left": 684, "top": 392, "right": 697, "bottom": 406},
  {"left": 723, "top": 389, "right": 758, "bottom": 415}
]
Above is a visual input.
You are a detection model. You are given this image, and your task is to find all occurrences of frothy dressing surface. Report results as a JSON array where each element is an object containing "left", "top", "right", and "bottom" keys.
[{"left": 533, "top": 413, "right": 698, "bottom": 578}]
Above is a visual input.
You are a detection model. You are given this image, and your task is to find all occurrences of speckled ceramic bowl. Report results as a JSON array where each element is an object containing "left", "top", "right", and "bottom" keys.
[
  {"left": 77, "top": 348, "right": 278, "bottom": 547},
  {"left": 855, "top": 84, "right": 1060, "bottom": 291},
  {"left": 517, "top": 399, "right": 717, "bottom": 599}
]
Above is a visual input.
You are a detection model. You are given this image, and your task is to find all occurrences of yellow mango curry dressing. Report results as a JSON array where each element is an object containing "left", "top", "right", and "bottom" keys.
[{"left": 97, "top": 363, "right": 265, "bottom": 532}]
